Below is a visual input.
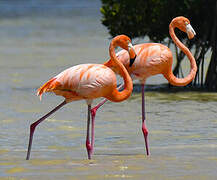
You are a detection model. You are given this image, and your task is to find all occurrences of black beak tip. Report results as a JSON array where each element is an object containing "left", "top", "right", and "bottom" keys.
[{"left": 129, "top": 56, "right": 136, "bottom": 67}]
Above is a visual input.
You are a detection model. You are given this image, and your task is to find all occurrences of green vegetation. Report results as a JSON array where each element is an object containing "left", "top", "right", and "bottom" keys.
[{"left": 100, "top": 0, "right": 217, "bottom": 90}]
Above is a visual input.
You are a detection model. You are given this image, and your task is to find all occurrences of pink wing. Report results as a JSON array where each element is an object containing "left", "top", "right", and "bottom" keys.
[
  {"left": 37, "top": 64, "right": 117, "bottom": 101},
  {"left": 112, "top": 43, "right": 172, "bottom": 81}
]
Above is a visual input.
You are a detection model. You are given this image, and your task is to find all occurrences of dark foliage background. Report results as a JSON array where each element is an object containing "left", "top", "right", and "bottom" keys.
[{"left": 101, "top": 0, "right": 217, "bottom": 90}]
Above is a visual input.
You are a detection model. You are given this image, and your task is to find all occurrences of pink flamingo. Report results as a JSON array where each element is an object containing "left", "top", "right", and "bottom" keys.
[
  {"left": 91, "top": 16, "right": 197, "bottom": 156},
  {"left": 26, "top": 35, "right": 137, "bottom": 160}
]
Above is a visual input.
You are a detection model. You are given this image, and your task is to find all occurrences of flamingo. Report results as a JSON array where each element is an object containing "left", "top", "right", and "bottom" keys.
[
  {"left": 91, "top": 16, "right": 197, "bottom": 156},
  {"left": 26, "top": 35, "right": 137, "bottom": 160}
]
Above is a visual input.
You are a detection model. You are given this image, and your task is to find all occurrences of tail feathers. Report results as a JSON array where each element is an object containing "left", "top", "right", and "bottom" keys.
[{"left": 37, "top": 77, "right": 59, "bottom": 100}]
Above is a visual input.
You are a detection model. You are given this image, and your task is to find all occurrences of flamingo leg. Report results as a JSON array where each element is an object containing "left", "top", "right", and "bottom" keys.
[
  {"left": 90, "top": 83, "right": 124, "bottom": 122},
  {"left": 141, "top": 84, "right": 149, "bottom": 156},
  {"left": 26, "top": 100, "right": 67, "bottom": 160},
  {"left": 90, "top": 99, "right": 108, "bottom": 122},
  {"left": 86, "top": 104, "right": 95, "bottom": 159},
  {"left": 87, "top": 83, "right": 125, "bottom": 159},
  {"left": 90, "top": 106, "right": 95, "bottom": 156}
]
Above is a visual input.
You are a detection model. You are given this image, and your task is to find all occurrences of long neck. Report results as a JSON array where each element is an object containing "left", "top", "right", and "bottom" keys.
[
  {"left": 165, "top": 23, "right": 197, "bottom": 86},
  {"left": 105, "top": 41, "right": 133, "bottom": 102}
]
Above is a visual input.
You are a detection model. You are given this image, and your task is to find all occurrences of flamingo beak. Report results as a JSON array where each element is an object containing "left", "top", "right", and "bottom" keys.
[
  {"left": 128, "top": 43, "right": 137, "bottom": 67},
  {"left": 186, "top": 24, "right": 196, "bottom": 39}
]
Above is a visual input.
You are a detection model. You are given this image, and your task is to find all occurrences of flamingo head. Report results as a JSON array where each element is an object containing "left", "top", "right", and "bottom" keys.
[
  {"left": 113, "top": 35, "right": 137, "bottom": 67},
  {"left": 171, "top": 16, "right": 196, "bottom": 39}
]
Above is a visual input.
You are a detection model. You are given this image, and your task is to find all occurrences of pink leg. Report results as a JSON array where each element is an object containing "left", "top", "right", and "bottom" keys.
[
  {"left": 88, "top": 84, "right": 124, "bottom": 159},
  {"left": 86, "top": 104, "right": 95, "bottom": 159},
  {"left": 91, "top": 84, "right": 124, "bottom": 121},
  {"left": 26, "top": 100, "right": 67, "bottom": 160},
  {"left": 91, "top": 99, "right": 108, "bottom": 123},
  {"left": 90, "top": 105, "right": 95, "bottom": 156},
  {"left": 141, "top": 84, "right": 149, "bottom": 156}
]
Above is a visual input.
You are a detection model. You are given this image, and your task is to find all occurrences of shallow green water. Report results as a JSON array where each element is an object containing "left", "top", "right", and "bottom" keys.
[
  {"left": 1, "top": 91, "right": 217, "bottom": 179},
  {"left": 0, "top": 1, "right": 217, "bottom": 179}
]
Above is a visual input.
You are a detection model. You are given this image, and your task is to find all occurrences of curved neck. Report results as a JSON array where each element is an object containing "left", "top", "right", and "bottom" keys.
[
  {"left": 105, "top": 40, "right": 133, "bottom": 102},
  {"left": 165, "top": 22, "right": 197, "bottom": 86},
  {"left": 169, "top": 23, "right": 197, "bottom": 72}
]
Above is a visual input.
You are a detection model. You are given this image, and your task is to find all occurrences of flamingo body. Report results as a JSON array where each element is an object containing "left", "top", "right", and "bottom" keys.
[
  {"left": 112, "top": 43, "right": 172, "bottom": 83},
  {"left": 38, "top": 64, "right": 118, "bottom": 102}
]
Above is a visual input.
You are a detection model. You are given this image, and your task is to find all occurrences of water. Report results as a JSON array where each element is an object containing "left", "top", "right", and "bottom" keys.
[{"left": 0, "top": 1, "right": 217, "bottom": 179}]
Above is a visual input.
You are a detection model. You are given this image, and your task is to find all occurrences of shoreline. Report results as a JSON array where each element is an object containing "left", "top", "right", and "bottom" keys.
[{"left": 132, "top": 83, "right": 216, "bottom": 93}]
